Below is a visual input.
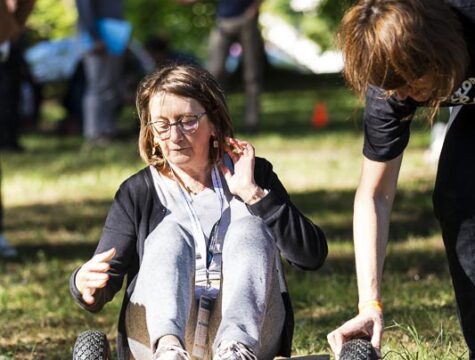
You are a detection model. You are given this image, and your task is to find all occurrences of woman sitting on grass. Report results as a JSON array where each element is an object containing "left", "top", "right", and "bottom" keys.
[{"left": 70, "top": 64, "right": 328, "bottom": 360}]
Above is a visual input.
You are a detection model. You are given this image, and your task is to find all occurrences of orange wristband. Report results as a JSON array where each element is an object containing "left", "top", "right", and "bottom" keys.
[{"left": 358, "top": 300, "right": 383, "bottom": 313}]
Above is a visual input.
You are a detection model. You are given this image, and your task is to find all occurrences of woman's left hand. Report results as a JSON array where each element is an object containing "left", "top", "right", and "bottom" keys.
[{"left": 220, "top": 137, "right": 265, "bottom": 204}]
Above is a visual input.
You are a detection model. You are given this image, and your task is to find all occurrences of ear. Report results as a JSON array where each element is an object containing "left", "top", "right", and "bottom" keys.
[{"left": 210, "top": 122, "right": 216, "bottom": 137}]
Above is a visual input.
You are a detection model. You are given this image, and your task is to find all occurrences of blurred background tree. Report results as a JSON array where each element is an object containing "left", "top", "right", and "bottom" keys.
[
  {"left": 126, "top": 0, "right": 215, "bottom": 59},
  {"left": 262, "top": 0, "right": 352, "bottom": 51},
  {"left": 26, "top": 0, "right": 352, "bottom": 59},
  {"left": 28, "top": 0, "right": 77, "bottom": 40}
]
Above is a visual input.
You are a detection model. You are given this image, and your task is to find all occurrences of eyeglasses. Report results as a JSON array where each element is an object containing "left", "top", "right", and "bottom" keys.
[{"left": 148, "top": 111, "right": 207, "bottom": 140}]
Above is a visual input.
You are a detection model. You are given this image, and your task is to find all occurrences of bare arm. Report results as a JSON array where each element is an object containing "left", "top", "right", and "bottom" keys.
[
  {"left": 328, "top": 154, "right": 402, "bottom": 358},
  {"left": 354, "top": 154, "right": 402, "bottom": 304}
]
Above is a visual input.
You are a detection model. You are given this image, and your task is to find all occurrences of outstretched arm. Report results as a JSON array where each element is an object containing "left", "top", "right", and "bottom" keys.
[{"left": 328, "top": 154, "right": 402, "bottom": 358}]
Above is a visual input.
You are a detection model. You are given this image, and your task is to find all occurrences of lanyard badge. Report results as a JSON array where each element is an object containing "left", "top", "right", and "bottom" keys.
[
  {"left": 192, "top": 294, "right": 213, "bottom": 359},
  {"left": 170, "top": 164, "right": 228, "bottom": 296},
  {"left": 169, "top": 165, "right": 227, "bottom": 359}
]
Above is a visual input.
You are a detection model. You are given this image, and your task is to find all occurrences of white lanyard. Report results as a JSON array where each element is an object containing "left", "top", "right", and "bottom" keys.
[{"left": 170, "top": 164, "right": 227, "bottom": 274}]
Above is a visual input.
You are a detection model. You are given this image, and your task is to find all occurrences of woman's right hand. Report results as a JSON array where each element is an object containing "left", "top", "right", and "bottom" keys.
[
  {"left": 327, "top": 307, "right": 383, "bottom": 359},
  {"left": 75, "top": 248, "right": 116, "bottom": 305}
]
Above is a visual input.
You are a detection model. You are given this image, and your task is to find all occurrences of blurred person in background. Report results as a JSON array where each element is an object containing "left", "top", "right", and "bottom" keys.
[
  {"left": 0, "top": 0, "right": 35, "bottom": 257},
  {"left": 75, "top": 0, "right": 126, "bottom": 147},
  {"left": 0, "top": 0, "right": 35, "bottom": 152},
  {"left": 327, "top": 0, "right": 475, "bottom": 358},
  {"left": 0, "top": 161, "right": 17, "bottom": 258},
  {"left": 144, "top": 34, "right": 201, "bottom": 69},
  {"left": 178, "top": 0, "right": 265, "bottom": 134}
]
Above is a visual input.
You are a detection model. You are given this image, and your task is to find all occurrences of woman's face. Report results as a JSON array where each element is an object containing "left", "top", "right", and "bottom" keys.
[
  {"left": 394, "top": 73, "right": 435, "bottom": 102},
  {"left": 149, "top": 92, "right": 215, "bottom": 171}
]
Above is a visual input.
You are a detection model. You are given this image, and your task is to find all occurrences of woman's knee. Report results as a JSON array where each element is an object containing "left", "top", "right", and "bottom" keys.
[
  {"left": 223, "top": 216, "right": 275, "bottom": 257},
  {"left": 144, "top": 221, "right": 195, "bottom": 260}
]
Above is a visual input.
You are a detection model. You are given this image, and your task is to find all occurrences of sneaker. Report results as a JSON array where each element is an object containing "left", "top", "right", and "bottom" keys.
[
  {"left": 0, "top": 234, "right": 18, "bottom": 258},
  {"left": 214, "top": 341, "right": 257, "bottom": 360},
  {"left": 152, "top": 344, "right": 190, "bottom": 360}
]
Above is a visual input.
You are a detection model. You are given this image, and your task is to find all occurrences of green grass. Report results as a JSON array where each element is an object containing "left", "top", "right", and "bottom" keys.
[{"left": 0, "top": 87, "right": 465, "bottom": 359}]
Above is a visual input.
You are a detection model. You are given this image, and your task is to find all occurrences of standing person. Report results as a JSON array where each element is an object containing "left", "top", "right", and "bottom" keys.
[
  {"left": 75, "top": 0, "right": 125, "bottom": 146},
  {"left": 0, "top": 0, "right": 35, "bottom": 152},
  {"left": 70, "top": 64, "right": 327, "bottom": 360},
  {"left": 210, "top": 0, "right": 264, "bottom": 134},
  {"left": 179, "top": 0, "right": 264, "bottom": 134},
  {"left": 326, "top": 0, "right": 475, "bottom": 358},
  {"left": 0, "top": 0, "right": 35, "bottom": 257}
]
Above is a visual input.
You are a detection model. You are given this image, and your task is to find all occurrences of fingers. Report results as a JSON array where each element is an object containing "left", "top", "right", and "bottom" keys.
[
  {"left": 76, "top": 248, "right": 115, "bottom": 305},
  {"left": 82, "top": 287, "right": 96, "bottom": 305},
  {"left": 327, "top": 329, "right": 344, "bottom": 359},
  {"left": 84, "top": 261, "right": 111, "bottom": 272},
  {"left": 224, "top": 143, "right": 239, "bottom": 163},
  {"left": 77, "top": 271, "right": 109, "bottom": 305},
  {"left": 85, "top": 279, "right": 109, "bottom": 290},
  {"left": 224, "top": 137, "right": 255, "bottom": 158},
  {"left": 81, "top": 271, "right": 110, "bottom": 285},
  {"left": 76, "top": 267, "right": 110, "bottom": 290},
  {"left": 82, "top": 248, "right": 115, "bottom": 273},
  {"left": 93, "top": 247, "right": 116, "bottom": 262},
  {"left": 371, "top": 318, "right": 383, "bottom": 354},
  {"left": 327, "top": 314, "right": 373, "bottom": 358}
]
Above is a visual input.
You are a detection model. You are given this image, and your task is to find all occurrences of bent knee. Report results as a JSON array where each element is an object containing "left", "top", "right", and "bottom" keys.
[
  {"left": 224, "top": 216, "right": 275, "bottom": 255},
  {"left": 145, "top": 221, "right": 194, "bottom": 255}
]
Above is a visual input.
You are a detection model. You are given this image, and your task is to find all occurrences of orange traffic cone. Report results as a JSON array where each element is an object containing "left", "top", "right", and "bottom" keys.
[{"left": 312, "top": 102, "right": 328, "bottom": 128}]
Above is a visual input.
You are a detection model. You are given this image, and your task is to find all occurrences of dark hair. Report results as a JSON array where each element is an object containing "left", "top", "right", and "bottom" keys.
[
  {"left": 338, "top": 0, "right": 469, "bottom": 109},
  {"left": 136, "top": 64, "right": 234, "bottom": 169}
]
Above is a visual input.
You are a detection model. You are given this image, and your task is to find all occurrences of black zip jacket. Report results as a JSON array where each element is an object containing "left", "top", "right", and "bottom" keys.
[{"left": 70, "top": 157, "right": 327, "bottom": 359}]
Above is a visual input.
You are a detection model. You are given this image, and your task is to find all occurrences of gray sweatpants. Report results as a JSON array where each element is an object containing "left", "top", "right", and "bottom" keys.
[{"left": 125, "top": 216, "right": 285, "bottom": 360}]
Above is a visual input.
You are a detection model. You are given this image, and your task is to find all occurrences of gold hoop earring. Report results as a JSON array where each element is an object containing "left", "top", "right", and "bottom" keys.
[{"left": 152, "top": 144, "right": 161, "bottom": 157}]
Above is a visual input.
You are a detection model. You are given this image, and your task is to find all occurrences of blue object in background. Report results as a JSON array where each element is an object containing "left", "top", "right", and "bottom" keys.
[
  {"left": 81, "top": 18, "right": 132, "bottom": 55},
  {"left": 25, "top": 37, "right": 83, "bottom": 83}
]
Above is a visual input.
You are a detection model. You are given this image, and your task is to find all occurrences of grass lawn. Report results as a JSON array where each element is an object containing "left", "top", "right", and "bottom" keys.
[{"left": 0, "top": 84, "right": 467, "bottom": 359}]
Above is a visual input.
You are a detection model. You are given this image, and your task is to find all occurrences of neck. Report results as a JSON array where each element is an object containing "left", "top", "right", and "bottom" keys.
[{"left": 166, "top": 162, "right": 213, "bottom": 194}]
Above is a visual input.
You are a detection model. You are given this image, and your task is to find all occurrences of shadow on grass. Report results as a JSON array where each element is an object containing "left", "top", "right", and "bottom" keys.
[
  {"left": 5, "top": 184, "right": 438, "bottom": 264},
  {"left": 308, "top": 244, "right": 447, "bottom": 277},
  {"left": 290, "top": 187, "right": 439, "bottom": 242},
  {"left": 293, "top": 302, "right": 457, "bottom": 341},
  {"left": 6, "top": 198, "right": 110, "bottom": 234}
]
